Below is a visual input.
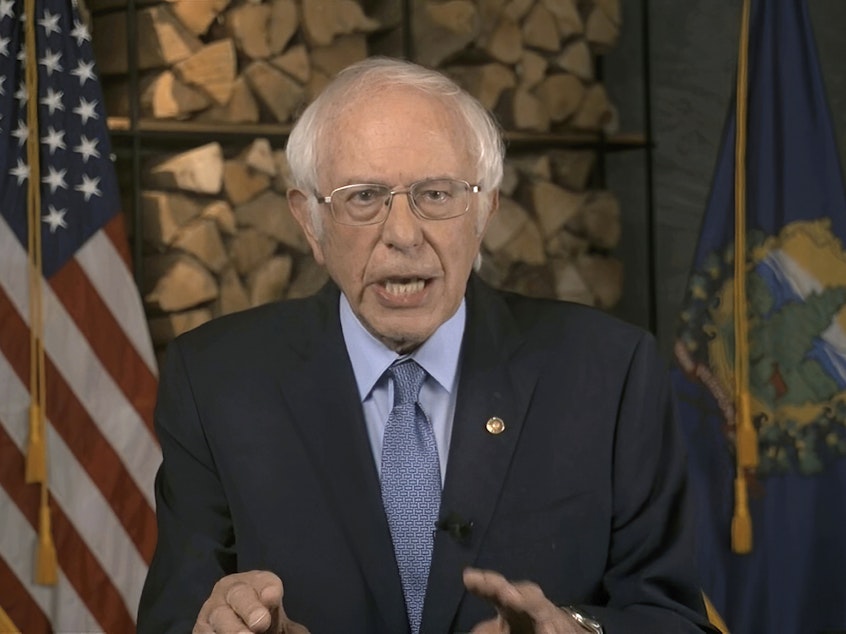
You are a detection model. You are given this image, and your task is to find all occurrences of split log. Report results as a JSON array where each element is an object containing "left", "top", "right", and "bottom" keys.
[
  {"left": 554, "top": 40, "right": 593, "bottom": 81},
  {"left": 223, "top": 159, "right": 272, "bottom": 206},
  {"left": 499, "top": 163, "right": 520, "bottom": 197},
  {"left": 533, "top": 73, "right": 584, "bottom": 123},
  {"left": 522, "top": 3, "right": 560, "bottom": 52},
  {"left": 498, "top": 88, "right": 549, "bottom": 132},
  {"left": 93, "top": 6, "right": 202, "bottom": 75},
  {"left": 596, "top": 0, "right": 622, "bottom": 26},
  {"left": 572, "top": 191, "right": 621, "bottom": 250},
  {"left": 244, "top": 61, "right": 305, "bottom": 123},
  {"left": 482, "top": 17, "right": 522, "bottom": 65},
  {"left": 526, "top": 180, "right": 586, "bottom": 237},
  {"left": 545, "top": 227, "right": 589, "bottom": 259},
  {"left": 194, "top": 76, "right": 260, "bottom": 124},
  {"left": 541, "top": 0, "right": 583, "bottom": 39},
  {"left": 301, "top": 0, "right": 380, "bottom": 46},
  {"left": 585, "top": 4, "right": 619, "bottom": 53},
  {"left": 242, "top": 139, "right": 277, "bottom": 177},
  {"left": 269, "top": 0, "right": 300, "bottom": 55},
  {"left": 235, "top": 190, "right": 310, "bottom": 253},
  {"left": 142, "top": 191, "right": 204, "bottom": 247},
  {"left": 549, "top": 150, "right": 596, "bottom": 190},
  {"left": 449, "top": 63, "right": 515, "bottom": 111},
  {"left": 248, "top": 255, "right": 294, "bottom": 306},
  {"left": 501, "top": 219, "right": 546, "bottom": 265},
  {"left": 414, "top": 0, "right": 480, "bottom": 68},
  {"left": 483, "top": 196, "right": 530, "bottom": 253},
  {"left": 224, "top": 3, "right": 272, "bottom": 60},
  {"left": 570, "top": 83, "right": 614, "bottom": 131},
  {"left": 173, "top": 39, "right": 237, "bottom": 106},
  {"left": 228, "top": 228, "right": 277, "bottom": 276},
  {"left": 516, "top": 50, "right": 547, "bottom": 90},
  {"left": 576, "top": 253, "right": 623, "bottom": 308},
  {"left": 144, "top": 253, "right": 219, "bottom": 311},
  {"left": 510, "top": 154, "right": 551, "bottom": 181},
  {"left": 270, "top": 45, "right": 311, "bottom": 84},
  {"left": 502, "top": 0, "right": 533, "bottom": 22},
  {"left": 311, "top": 34, "right": 369, "bottom": 78},
  {"left": 169, "top": 0, "right": 232, "bottom": 36},
  {"left": 201, "top": 200, "right": 238, "bottom": 236},
  {"left": 148, "top": 308, "right": 213, "bottom": 346},
  {"left": 216, "top": 267, "right": 251, "bottom": 315},
  {"left": 145, "top": 142, "right": 224, "bottom": 194},
  {"left": 172, "top": 219, "right": 229, "bottom": 273},
  {"left": 140, "top": 70, "right": 211, "bottom": 119},
  {"left": 551, "top": 260, "right": 594, "bottom": 305}
]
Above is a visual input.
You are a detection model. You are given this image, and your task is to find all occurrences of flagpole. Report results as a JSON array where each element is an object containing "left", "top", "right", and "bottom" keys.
[{"left": 730, "top": 0, "right": 758, "bottom": 556}]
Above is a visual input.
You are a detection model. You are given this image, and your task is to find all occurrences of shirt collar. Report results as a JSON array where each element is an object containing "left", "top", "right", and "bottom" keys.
[{"left": 340, "top": 293, "right": 466, "bottom": 402}]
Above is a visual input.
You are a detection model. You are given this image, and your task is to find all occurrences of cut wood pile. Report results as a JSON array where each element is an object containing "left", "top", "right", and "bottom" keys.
[
  {"left": 91, "top": 0, "right": 380, "bottom": 122},
  {"left": 139, "top": 139, "right": 621, "bottom": 352},
  {"left": 87, "top": 0, "right": 624, "bottom": 352}
]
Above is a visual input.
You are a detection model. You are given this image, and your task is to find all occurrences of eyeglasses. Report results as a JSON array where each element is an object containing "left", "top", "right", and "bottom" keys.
[{"left": 316, "top": 178, "right": 481, "bottom": 226}]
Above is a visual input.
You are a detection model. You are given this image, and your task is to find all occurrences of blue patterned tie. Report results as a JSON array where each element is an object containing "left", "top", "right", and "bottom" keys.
[{"left": 380, "top": 360, "right": 441, "bottom": 634}]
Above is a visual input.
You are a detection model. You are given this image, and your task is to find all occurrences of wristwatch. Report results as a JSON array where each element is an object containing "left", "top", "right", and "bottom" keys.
[{"left": 561, "top": 605, "right": 604, "bottom": 633}]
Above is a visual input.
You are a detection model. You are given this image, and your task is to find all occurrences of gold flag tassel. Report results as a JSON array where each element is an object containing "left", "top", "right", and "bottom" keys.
[
  {"left": 731, "top": 0, "right": 758, "bottom": 555},
  {"left": 23, "top": 0, "right": 57, "bottom": 584},
  {"left": 36, "top": 485, "right": 58, "bottom": 585}
]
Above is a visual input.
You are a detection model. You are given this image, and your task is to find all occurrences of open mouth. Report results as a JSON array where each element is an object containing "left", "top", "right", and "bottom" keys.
[{"left": 382, "top": 278, "right": 426, "bottom": 296}]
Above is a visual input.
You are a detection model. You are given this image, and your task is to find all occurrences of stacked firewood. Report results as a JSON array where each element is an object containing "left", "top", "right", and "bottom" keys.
[
  {"left": 87, "top": 0, "right": 624, "bottom": 352},
  {"left": 139, "top": 139, "right": 620, "bottom": 352},
  {"left": 92, "top": 0, "right": 380, "bottom": 122}
]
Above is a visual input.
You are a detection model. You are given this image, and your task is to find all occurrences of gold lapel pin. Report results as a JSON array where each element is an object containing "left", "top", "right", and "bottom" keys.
[{"left": 485, "top": 417, "right": 505, "bottom": 435}]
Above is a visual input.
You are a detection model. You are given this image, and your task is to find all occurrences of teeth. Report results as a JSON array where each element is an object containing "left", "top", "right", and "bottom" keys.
[{"left": 384, "top": 279, "right": 425, "bottom": 295}]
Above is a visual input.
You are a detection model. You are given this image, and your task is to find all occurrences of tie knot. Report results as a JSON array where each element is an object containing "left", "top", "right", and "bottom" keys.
[{"left": 389, "top": 360, "right": 426, "bottom": 407}]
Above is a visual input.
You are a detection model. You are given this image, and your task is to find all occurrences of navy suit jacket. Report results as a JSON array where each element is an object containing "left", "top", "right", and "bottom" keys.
[{"left": 137, "top": 275, "right": 714, "bottom": 633}]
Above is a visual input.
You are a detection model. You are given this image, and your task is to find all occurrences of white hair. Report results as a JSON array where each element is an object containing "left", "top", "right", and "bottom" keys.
[{"left": 285, "top": 57, "right": 504, "bottom": 235}]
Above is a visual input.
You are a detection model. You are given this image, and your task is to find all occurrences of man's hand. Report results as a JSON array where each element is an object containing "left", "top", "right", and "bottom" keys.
[
  {"left": 463, "top": 568, "right": 584, "bottom": 634},
  {"left": 193, "top": 570, "right": 310, "bottom": 634}
]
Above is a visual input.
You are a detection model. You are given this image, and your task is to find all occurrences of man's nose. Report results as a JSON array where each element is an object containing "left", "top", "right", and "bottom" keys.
[{"left": 381, "top": 191, "right": 423, "bottom": 248}]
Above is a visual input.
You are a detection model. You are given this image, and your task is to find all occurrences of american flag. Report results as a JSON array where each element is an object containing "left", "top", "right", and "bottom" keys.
[{"left": 0, "top": 0, "right": 160, "bottom": 631}]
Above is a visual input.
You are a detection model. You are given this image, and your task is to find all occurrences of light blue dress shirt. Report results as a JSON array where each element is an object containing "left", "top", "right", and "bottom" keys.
[{"left": 339, "top": 294, "right": 465, "bottom": 484}]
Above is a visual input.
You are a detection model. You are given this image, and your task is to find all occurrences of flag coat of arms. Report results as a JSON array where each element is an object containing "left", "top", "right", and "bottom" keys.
[
  {"left": 0, "top": 0, "right": 160, "bottom": 631},
  {"left": 671, "top": 1, "right": 846, "bottom": 632}
]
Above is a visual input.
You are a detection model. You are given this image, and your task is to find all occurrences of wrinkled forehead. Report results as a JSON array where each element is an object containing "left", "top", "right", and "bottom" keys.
[{"left": 315, "top": 86, "right": 476, "bottom": 178}]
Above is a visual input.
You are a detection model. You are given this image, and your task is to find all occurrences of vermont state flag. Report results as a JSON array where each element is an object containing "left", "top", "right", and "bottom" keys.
[{"left": 671, "top": 0, "right": 846, "bottom": 632}]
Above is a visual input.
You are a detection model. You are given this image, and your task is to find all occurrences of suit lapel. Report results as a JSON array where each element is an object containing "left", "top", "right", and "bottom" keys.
[
  {"left": 278, "top": 285, "right": 409, "bottom": 633},
  {"left": 422, "top": 277, "right": 541, "bottom": 633}
]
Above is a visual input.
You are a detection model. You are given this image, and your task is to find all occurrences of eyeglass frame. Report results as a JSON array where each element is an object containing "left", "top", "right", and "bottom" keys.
[{"left": 314, "top": 178, "right": 482, "bottom": 226}]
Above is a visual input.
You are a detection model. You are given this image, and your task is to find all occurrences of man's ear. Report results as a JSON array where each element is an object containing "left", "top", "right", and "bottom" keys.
[{"left": 288, "top": 188, "right": 325, "bottom": 265}]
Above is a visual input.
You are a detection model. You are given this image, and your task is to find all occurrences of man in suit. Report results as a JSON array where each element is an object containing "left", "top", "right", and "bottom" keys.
[{"left": 138, "top": 57, "right": 715, "bottom": 634}]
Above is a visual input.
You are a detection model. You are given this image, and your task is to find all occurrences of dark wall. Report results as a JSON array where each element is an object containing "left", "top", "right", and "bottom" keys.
[{"left": 603, "top": 0, "right": 846, "bottom": 356}]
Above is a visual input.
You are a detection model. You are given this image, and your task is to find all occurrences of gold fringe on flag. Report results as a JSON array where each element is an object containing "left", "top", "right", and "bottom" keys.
[
  {"left": 23, "top": 0, "right": 57, "bottom": 584},
  {"left": 0, "top": 606, "right": 23, "bottom": 634},
  {"left": 36, "top": 486, "right": 59, "bottom": 585},
  {"left": 731, "top": 0, "right": 758, "bottom": 555}
]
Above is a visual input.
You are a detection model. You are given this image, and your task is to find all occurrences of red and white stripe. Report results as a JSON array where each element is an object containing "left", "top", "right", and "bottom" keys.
[{"left": 0, "top": 212, "right": 160, "bottom": 633}]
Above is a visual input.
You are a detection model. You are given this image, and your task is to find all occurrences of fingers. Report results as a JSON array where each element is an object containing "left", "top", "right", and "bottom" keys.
[
  {"left": 463, "top": 568, "right": 578, "bottom": 634},
  {"left": 194, "top": 571, "right": 284, "bottom": 633}
]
